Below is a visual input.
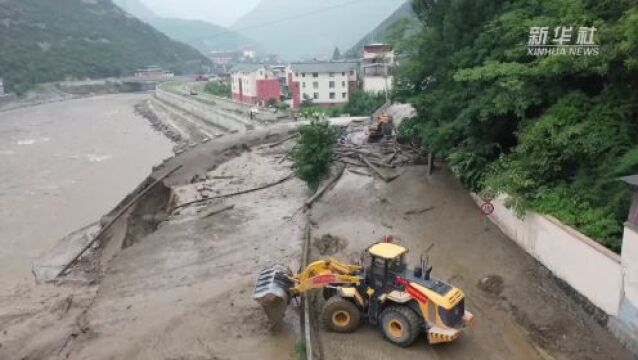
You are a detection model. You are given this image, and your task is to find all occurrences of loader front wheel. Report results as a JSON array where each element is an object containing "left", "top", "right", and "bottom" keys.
[
  {"left": 322, "top": 296, "right": 361, "bottom": 333},
  {"left": 380, "top": 306, "right": 420, "bottom": 347}
]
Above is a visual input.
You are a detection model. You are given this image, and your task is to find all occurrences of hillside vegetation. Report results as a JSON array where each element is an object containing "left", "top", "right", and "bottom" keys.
[
  {"left": 398, "top": 0, "right": 638, "bottom": 251},
  {"left": 345, "top": 1, "right": 419, "bottom": 58},
  {"left": 0, "top": 0, "right": 211, "bottom": 94}
]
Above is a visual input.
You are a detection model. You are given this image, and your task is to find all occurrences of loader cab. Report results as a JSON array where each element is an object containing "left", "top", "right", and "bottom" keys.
[{"left": 365, "top": 242, "right": 407, "bottom": 292}]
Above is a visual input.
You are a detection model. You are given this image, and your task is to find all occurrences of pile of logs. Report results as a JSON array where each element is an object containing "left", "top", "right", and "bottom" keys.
[{"left": 334, "top": 141, "right": 426, "bottom": 182}]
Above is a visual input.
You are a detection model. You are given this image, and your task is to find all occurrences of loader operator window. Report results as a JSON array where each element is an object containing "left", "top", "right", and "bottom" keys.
[
  {"left": 388, "top": 255, "right": 406, "bottom": 274},
  {"left": 371, "top": 256, "right": 387, "bottom": 290}
]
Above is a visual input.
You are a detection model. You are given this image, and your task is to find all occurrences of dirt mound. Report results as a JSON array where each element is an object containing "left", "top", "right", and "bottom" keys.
[
  {"left": 477, "top": 274, "right": 505, "bottom": 295},
  {"left": 313, "top": 234, "right": 347, "bottom": 256}
]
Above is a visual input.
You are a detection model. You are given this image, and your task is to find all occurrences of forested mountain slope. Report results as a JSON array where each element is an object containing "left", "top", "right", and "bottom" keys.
[
  {"left": 0, "top": 0, "right": 211, "bottom": 94},
  {"left": 398, "top": 0, "right": 638, "bottom": 251}
]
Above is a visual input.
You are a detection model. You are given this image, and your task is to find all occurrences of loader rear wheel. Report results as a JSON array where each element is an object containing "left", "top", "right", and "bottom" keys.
[
  {"left": 380, "top": 306, "right": 420, "bottom": 347},
  {"left": 322, "top": 296, "right": 361, "bottom": 333}
]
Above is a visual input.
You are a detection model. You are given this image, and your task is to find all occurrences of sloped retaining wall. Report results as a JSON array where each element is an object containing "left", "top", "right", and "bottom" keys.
[{"left": 155, "top": 88, "right": 249, "bottom": 133}]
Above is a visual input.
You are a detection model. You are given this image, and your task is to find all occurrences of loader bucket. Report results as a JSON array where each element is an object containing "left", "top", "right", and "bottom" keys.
[{"left": 253, "top": 264, "right": 294, "bottom": 323}]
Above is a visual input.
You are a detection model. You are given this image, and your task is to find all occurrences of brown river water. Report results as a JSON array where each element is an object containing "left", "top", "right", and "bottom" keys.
[{"left": 0, "top": 94, "right": 174, "bottom": 292}]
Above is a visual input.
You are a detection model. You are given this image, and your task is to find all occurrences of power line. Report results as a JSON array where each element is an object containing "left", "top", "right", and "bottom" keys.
[{"left": 206, "top": 0, "right": 367, "bottom": 40}]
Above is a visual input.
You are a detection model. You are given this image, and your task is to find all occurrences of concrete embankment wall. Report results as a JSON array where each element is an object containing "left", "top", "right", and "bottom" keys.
[
  {"left": 155, "top": 89, "right": 249, "bottom": 133},
  {"left": 471, "top": 194, "right": 638, "bottom": 355}
]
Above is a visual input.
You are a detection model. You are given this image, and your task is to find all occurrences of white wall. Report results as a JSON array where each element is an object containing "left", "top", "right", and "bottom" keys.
[
  {"left": 472, "top": 194, "right": 623, "bottom": 315},
  {"left": 363, "top": 76, "right": 394, "bottom": 94},
  {"left": 290, "top": 68, "right": 357, "bottom": 105},
  {"left": 231, "top": 66, "right": 267, "bottom": 98},
  {"left": 621, "top": 225, "right": 638, "bottom": 319},
  {"left": 296, "top": 72, "right": 349, "bottom": 104}
]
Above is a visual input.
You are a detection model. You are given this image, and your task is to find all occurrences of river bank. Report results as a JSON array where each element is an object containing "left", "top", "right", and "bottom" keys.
[{"left": 0, "top": 93, "right": 174, "bottom": 292}]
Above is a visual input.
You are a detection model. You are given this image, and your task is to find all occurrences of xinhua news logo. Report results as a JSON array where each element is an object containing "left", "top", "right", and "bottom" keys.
[{"left": 528, "top": 26, "right": 599, "bottom": 56}]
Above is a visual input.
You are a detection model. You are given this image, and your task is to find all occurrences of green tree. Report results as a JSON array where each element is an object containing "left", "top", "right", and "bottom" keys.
[
  {"left": 292, "top": 121, "right": 337, "bottom": 191},
  {"left": 344, "top": 91, "right": 386, "bottom": 116},
  {"left": 332, "top": 47, "right": 342, "bottom": 60},
  {"left": 397, "top": 0, "right": 638, "bottom": 250}
]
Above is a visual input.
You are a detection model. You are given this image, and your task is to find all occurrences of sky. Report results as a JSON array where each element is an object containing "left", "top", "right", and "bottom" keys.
[{"left": 139, "top": 0, "right": 261, "bottom": 26}]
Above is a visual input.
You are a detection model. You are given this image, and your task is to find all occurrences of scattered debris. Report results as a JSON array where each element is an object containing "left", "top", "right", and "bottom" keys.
[
  {"left": 360, "top": 156, "right": 399, "bottom": 183},
  {"left": 313, "top": 234, "right": 348, "bottom": 256},
  {"left": 477, "top": 274, "right": 505, "bottom": 295},
  {"left": 267, "top": 132, "right": 299, "bottom": 148},
  {"left": 200, "top": 204, "right": 235, "bottom": 219},
  {"left": 175, "top": 173, "right": 294, "bottom": 210},
  {"left": 304, "top": 164, "right": 346, "bottom": 209},
  {"left": 404, "top": 206, "right": 435, "bottom": 216}
]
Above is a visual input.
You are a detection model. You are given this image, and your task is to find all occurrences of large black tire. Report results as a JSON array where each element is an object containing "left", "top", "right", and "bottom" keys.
[
  {"left": 321, "top": 296, "right": 361, "bottom": 333},
  {"left": 322, "top": 287, "right": 337, "bottom": 300},
  {"left": 379, "top": 306, "right": 421, "bottom": 347}
]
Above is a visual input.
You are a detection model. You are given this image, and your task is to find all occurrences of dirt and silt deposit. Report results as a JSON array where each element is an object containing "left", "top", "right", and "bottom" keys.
[{"left": 0, "top": 109, "right": 634, "bottom": 359}]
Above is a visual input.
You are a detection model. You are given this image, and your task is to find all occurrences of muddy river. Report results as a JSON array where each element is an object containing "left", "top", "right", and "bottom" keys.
[{"left": 0, "top": 94, "right": 174, "bottom": 291}]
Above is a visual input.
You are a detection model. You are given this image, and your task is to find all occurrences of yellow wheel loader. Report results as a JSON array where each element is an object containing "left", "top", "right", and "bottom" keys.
[{"left": 253, "top": 239, "right": 474, "bottom": 347}]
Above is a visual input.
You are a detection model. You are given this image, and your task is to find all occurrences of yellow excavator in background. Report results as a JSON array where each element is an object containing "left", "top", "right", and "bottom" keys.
[{"left": 253, "top": 238, "right": 473, "bottom": 347}]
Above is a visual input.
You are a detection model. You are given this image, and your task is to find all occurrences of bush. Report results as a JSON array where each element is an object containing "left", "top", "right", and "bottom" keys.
[
  {"left": 343, "top": 91, "right": 387, "bottom": 116},
  {"left": 266, "top": 97, "right": 277, "bottom": 107},
  {"left": 292, "top": 121, "right": 338, "bottom": 191},
  {"left": 204, "top": 82, "right": 231, "bottom": 97}
]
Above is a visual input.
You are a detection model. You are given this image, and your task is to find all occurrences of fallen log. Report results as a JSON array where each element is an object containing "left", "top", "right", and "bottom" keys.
[
  {"left": 304, "top": 164, "right": 346, "bottom": 209},
  {"left": 404, "top": 206, "right": 435, "bottom": 215},
  {"left": 175, "top": 173, "right": 294, "bottom": 210},
  {"left": 201, "top": 204, "right": 235, "bottom": 218},
  {"left": 336, "top": 157, "right": 365, "bottom": 167},
  {"left": 268, "top": 133, "right": 299, "bottom": 148},
  {"left": 347, "top": 168, "right": 372, "bottom": 177},
  {"left": 360, "top": 156, "right": 399, "bottom": 183},
  {"left": 278, "top": 147, "right": 295, "bottom": 164}
]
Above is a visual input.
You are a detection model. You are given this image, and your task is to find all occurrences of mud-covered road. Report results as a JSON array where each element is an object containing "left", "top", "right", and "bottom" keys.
[{"left": 309, "top": 166, "right": 634, "bottom": 360}]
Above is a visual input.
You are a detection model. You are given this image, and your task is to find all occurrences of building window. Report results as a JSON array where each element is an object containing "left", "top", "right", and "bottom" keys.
[
  {"left": 350, "top": 70, "right": 355, "bottom": 75},
  {"left": 313, "top": 81, "right": 319, "bottom": 89},
  {"left": 329, "top": 72, "right": 335, "bottom": 77},
  {"left": 342, "top": 72, "right": 346, "bottom": 76},
  {"left": 341, "top": 81, "right": 346, "bottom": 87},
  {"left": 329, "top": 92, "right": 335, "bottom": 99},
  {"left": 302, "top": 73, "right": 306, "bottom": 77},
  {"left": 302, "top": 82, "right": 306, "bottom": 88},
  {"left": 313, "top": 92, "right": 319, "bottom": 99},
  {"left": 329, "top": 81, "right": 335, "bottom": 88},
  {"left": 342, "top": 92, "right": 347, "bottom": 99},
  {"left": 312, "top": 72, "right": 318, "bottom": 77}
]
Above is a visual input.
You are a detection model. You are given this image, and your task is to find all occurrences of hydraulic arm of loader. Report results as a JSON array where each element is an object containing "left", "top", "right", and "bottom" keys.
[
  {"left": 253, "top": 259, "right": 362, "bottom": 323},
  {"left": 290, "top": 258, "right": 362, "bottom": 295}
]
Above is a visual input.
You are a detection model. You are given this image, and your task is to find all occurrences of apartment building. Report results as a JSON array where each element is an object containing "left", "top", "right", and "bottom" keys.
[
  {"left": 361, "top": 43, "right": 395, "bottom": 94},
  {"left": 288, "top": 62, "right": 358, "bottom": 108},
  {"left": 230, "top": 64, "right": 281, "bottom": 105}
]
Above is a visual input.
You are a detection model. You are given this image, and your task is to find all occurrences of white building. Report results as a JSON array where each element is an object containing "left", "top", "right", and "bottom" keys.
[
  {"left": 361, "top": 44, "right": 395, "bottom": 94},
  {"left": 288, "top": 62, "right": 358, "bottom": 108},
  {"left": 230, "top": 64, "right": 280, "bottom": 105}
]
